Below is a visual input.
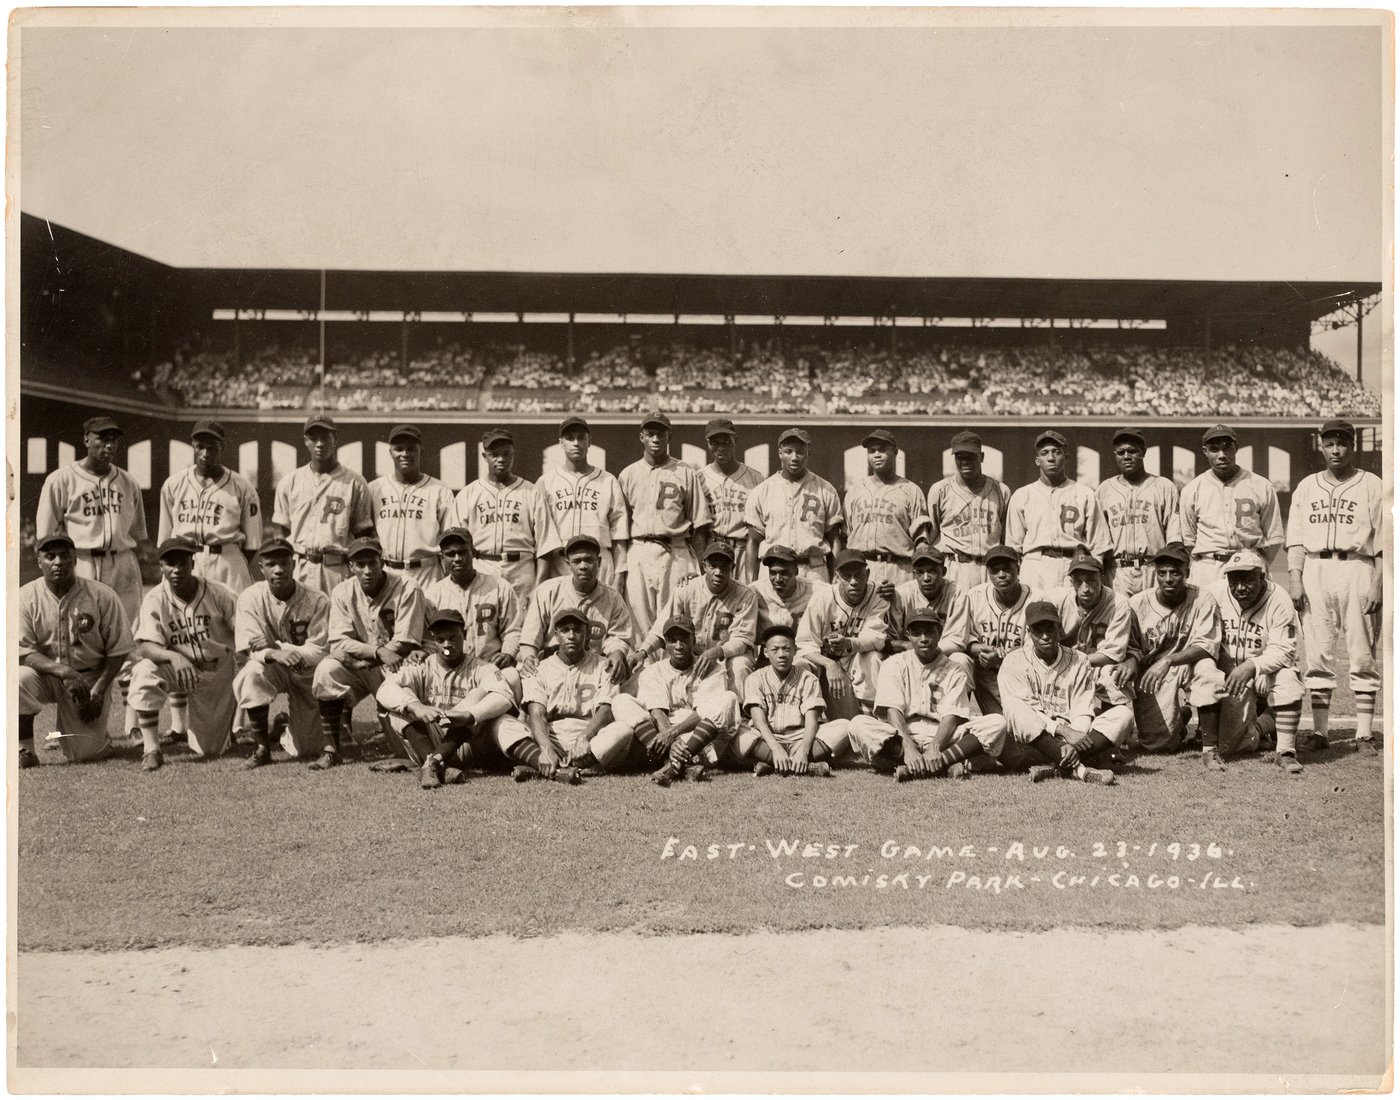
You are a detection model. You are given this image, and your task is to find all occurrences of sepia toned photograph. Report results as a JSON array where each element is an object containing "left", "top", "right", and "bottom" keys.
[{"left": 7, "top": 7, "right": 1392, "bottom": 1092}]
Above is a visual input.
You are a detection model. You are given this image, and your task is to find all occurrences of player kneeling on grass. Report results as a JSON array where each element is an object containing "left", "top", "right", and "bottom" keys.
[
  {"left": 494, "top": 608, "right": 624, "bottom": 784},
  {"left": 796, "top": 549, "right": 889, "bottom": 721},
  {"left": 310, "top": 536, "right": 426, "bottom": 771},
  {"left": 376, "top": 609, "right": 516, "bottom": 789},
  {"left": 1209, "top": 549, "right": 1308, "bottom": 776},
  {"left": 728, "top": 624, "right": 850, "bottom": 777},
  {"left": 17, "top": 533, "right": 133, "bottom": 768},
  {"left": 605, "top": 614, "right": 740, "bottom": 787},
  {"left": 233, "top": 537, "right": 332, "bottom": 769},
  {"left": 127, "top": 537, "right": 239, "bottom": 771},
  {"left": 850, "top": 609, "right": 1007, "bottom": 781},
  {"left": 997, "top": 601, "right": 1117, "bottom": 786}
]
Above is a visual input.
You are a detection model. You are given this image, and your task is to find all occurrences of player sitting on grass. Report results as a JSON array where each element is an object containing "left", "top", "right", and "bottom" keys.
[
  {"left": 17, "top": 533, "right": 133, "bottom": 769},
  {"left": 127, "top": 537, "right": 239, "bottom": 770},
  {"left": 727, "top": 624, "right": 851, "bottom": 777},
  {"left": 603, "top": 614, "right": 741, "bottom": 787},
  {"left": 233, "top": 537, "right": 332, "bottom": 769},
  {"left": 849, "top": 609, "right": 1008, "bottom": 781},
  {"left": 997, "top": 600, "right": 1117, "bottom": 786},
  {"left": 886, "top": 548, "right": 973, "bottom": 670},
  {"left": 494, "top": 608, "right": 627, "bottom": 784},
  {"left": 310, "top": 536, "right": 426, "bottom": 771},
  {"left": 376, "top": 609, "right": 517, "bottom": 789},
  {"left": 518, "top": 534, "right": 636, "bottom": 684},
  {"left": 753, "top": 543, "right": 829, "bottom": 639},
  {"left": 1209, "top": 549, "right": 1308, "bottom": 775},
  {"left": 797, "top": 549, "right": 889, "bottom": 721}
]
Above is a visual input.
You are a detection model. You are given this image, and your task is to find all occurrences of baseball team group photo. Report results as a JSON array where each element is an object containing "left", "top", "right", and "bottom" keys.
[{"left": 8, "top": 10, "right": 1392, "bottom": 1090}]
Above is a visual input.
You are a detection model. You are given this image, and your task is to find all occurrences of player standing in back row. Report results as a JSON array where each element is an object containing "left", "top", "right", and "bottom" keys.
[
  {"left": 368, "top": 424, "right": 455, "bottom": 591},
  {"left": 1179, "top": 423, "right": 1283, "bottom": 589},
  {"left": 699, "top": 418, "right": 763, "bottom": 583},
  {"left": 1006, "top": 429, "right": 1110, "bottom": 590},
  {"left": 843, "top": 429, "right": 931, "bottom": 598},
  {"left": 453, "top": 427, "right": 546, "bottom": 603},
  {"left": 536, "top": 415, "right": 630, "bottom": 590},
  {"left": 1285, "top": 418, "right": 1384, "bottom": 753},
  {"left": 158, "top": 419, "right": 261, "bottom": 594},
  {"left": 1096, "top": 427, "right": 1181, "bottom": 597},
  {"left": 744, "top": 427, "right": 844, "bottom": 581},
  {"left": 926, "top": 431, "right": 1011, "bottom": 593}
]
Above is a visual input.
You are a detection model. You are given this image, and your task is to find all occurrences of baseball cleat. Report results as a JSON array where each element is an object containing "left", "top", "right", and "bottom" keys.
[
  {"left": 1274, "top": 752, "right": 1304, "bottom": 776},
  {"left": 893, "top": 764, "right": 914, "bottom": 783},
  {"left": 1301, "top": 732, "right": 1330, "bottom": 753},
  {"left": 808, "top": 762, "right": 833, "bottom": 778},
  {"left": 1029, "top": 764, "right": 1058, "bottom": 783},
  {"left": 367, "top": 759, "right": 412, "bottom": 773},
  {"left": 1200, "top": 748, "right": 1227, "bottom": 771},
  {"left": 551, "top": 766, "right": 581, "bottom": 785},
  {"left": 442, "top": 767, "right": 467, "bottom": 785},
  {"left": 683, "top": 764, "right": 710, "bottom": 783},
  {"left": 243, "top": 745, "right": 272, "bottom": 770},
  {"left": 952, "top": 760, "right": 974, "bottom": 780},
  {"left": 17, "top": 747, "right": 40, "bottom": 770},
  {"left": 510, "top": 764, "right": 534, "bottom": 782},
  {"left": 1353, "top": 737, "right": 1380, "bottom": 756},
  {"left": 419, "top": 756, "right": 444, "bottom": 789},
  {"left": 141, "top": 749, "right": 164, "bottom": 773},
  {"left": 1079, "top": 766, "right": 1116, "bottom": 786},
  {"left": 650, "top": 768, "right": 674, "bottom": 788},
  {"left": 753, "top": 761, "right": 774, "bottom": 777},
  {"left": 307, "top": 750, "right": 340, "bottom": 771}
]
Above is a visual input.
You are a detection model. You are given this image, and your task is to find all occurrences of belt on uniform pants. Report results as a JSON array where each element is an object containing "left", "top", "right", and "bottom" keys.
[
  {"left": 948, "top": 551, "right": 984, "bottom": 563},
  {"left": 1192, "top": 552, "right": 1233, "bottom": 563},
  {"left": 1028, "top": 547, "right": 1075, "bottom": 558},
  {"left": 384, "top": 557, "right": 425, "bottom": 570},
  {"left": 76, "top": 547, "right": 119, "bottom": 557},
  {"left": 477, "top": 551, "right": 524, "bottom": 562},
  {"left": 296, "top": 549, "right": 347, "bottom": 565},
  {"left": 633, "top": 535, "right": 687, "bottom": 547},
  {"left": 859, "top": 550, "right": 910, "bottom": 564},
  {"left": 1310, "top": 550, "right": 1371, "bottom": 562},
  {"left": 1115, "top": 553, "right": 1152, "bottom": 566},
  {"left": 198, "top": 543, "right": 229, "bottom": 555}
]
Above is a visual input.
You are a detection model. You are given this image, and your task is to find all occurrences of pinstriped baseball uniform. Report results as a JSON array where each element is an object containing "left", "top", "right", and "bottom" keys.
[
  {"left": 795, "top": 584, "right": 889, "bottom": 705},
  {"left": 37, "top": 462, "right": 148, "bottom": 621},
  {"left": 744, "top": 471, "right": 843, "bottom": 574},
  {"left": 233, "top": 580, "right": 331, "bottom": 757},
  {"left": 965, "top": 581, "right": 1040, "bottom": 714},
  {"left": 926, "top": 475, "right": 1012, "bottom": 591},
  {"left": 1127, "top": 585, "right": 1226, "bottom": 752},
  {"left": 273, "top": 464, "right": 374, "bottom": 594},
  {"left": 159, "top": 467, "right": 262, "bottom": 593},
  {"left": 536, "top": 467, "right": 630, "bottom": 585},
  {"left": 1041, "top": 584, "right": 1135, "bottom": 742},
  {"left": 844, "top": 475, "right": 932, "bottom": 588},
  {"left": 1096, "top": 473, "right": 1182, "bottom": 597},
  {"left": 369, "top": 473, "right": 455, "bottom": 589},
  {"left": 701, "top": 461, "right": 763, "bottom": 575},
  {"left": 453, "top": 475, "right": 545, "bottom": 600},
  {"left": 424, "top": 571, "right": 525, "bottom": 663},
  {"left": 1179, "top": 468, "right": 1283, "bottom": 587},
  {"left": 753, "top": 574, "right": 829, "bottom": 637},
  {"left": 620, "top": 456, "right": 713, "bottom": 635},
  {"left": 848, "top": 650, "right": 1007, "bottom": 762},
  {"left": 1005, "top": 479, "right": 1111, "bottom": 591},
  {"left": 888, "top": 577, "right": 972, "bottom": 654}
]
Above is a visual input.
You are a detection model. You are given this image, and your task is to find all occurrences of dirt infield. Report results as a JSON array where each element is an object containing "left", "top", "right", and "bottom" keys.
[{"left": 15, "top": 923, "right": 1387, "bottom": 1088}]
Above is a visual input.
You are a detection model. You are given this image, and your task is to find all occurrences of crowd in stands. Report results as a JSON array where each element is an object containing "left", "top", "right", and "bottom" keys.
[
  {"left": 320, "top": 342, "right": 487, "bottom": 411},
  {"left": 160, "top": 341, "right": 317, "bottom": 409}
]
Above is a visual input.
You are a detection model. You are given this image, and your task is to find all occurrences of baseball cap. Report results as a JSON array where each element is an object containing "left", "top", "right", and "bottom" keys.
[
  {"left": 437, "top": 526, "right": 473, "bottom": 550},
  {"left": 559, "top": 415, "right": 590, "bottom": 435},
  {"left": 552, "top": 607, "right": 590, "bottom": 631},
  {"left": 984, "top": 544, "right": 1019, "bottom": 566},
  {"left": 36, "top": 532, "right": 74, "bottom": 552},
  {"left": 949, "top": 431, "right": 982, "bottom": 455},
  {"left": 1034, "top": 429, "right": 1068, "bottom": 450},
  {"left": 779, "top": 427, "right": 812, "bottom": 446},
  {"left": 303, "top": 414, "right": 336, "bottom": 433},
  {"left": 388, "top": 424, "right": 423, "bottom": 444},
  {"left": 912, "top": 547, "right": 946, "bottom": 568},
  {"left": 661, "top": 615, "right": 697, "bottom": 639},
  {"left": 426, "top": 608, "right": 466, "bottom": 630},
  {"left": 761, "top": 544, "right": 798, "bottom": 566},
  {"left": 257, "top": 536, "right": 295, "bottom": 558},
  {"left": 703, "top": 541, "right": 736, "bottom": 564},
  {"left": 156, "top": 536, "right": 198, "bottom": 561},
  {"left": 1320, "top": 418, "right": 1355, "bottom": 440},
  {"left": 1153, "top": 542, "right": 1191, "bottom": 565},
  {"left": 1222, "top": 548, "right": 1267, "bottom": 575},
  {"left": 190, "top": 419, "right": 225, "bottom": 441},
  {"left": 564, "top": 534, "right": 602, "bottom": 557},
  {"left": 704, "top": 418, "right": 737, "bottom": 439},
  {"left": 347, "top": 536, "right": 384, "bottom": 560},
  {"left": 1202, "top": 424, "right": 1238, "bottom": 445},
  {"left": 1024, "top": 601, "right": 1062, "bottom": 628},
  {"left": 1111, "top": 427, "right": 1146, "bottom": 450},
  {"left": 83, "top": 416, "right": 122, "bottom": 435},
  {"left": 641, "top": 409, "right": 672, "bottom": 430},
  {"left": 1068, "top": 547, "right": 1103, "bottom": 575},
  {"left": 832, "top": 548, "right": 868, "bottom": 573},
  {"left": 481, "top": 428, "right": 514, "bottom": 450},
  {"left": 904, "top": 607, "right": 946, "bottom": 631},
  {"left": 862, "top": 428, "right": 898, "bottom": 449},
  {"left": 760, "top": 622, "right": 797, "bottom": 645}
]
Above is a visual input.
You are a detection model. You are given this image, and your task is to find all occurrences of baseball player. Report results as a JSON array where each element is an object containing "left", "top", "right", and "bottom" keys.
[
  {"left": 1096, "top": 427, "right": 1182, "bottom": 597},
  {"left": 233, "top": 536, "right": 332, "bottom": 768},
  {"left": 886, "top": 548, "right": 973, "bottom": 667},
  {"left": 494, "top": 608, "right": 625, "bottom": 783},
  {"left": 926, "top": 430, "right": 1012, "bottom": 592},
  {"left": 965, "top": 545, "right": 1039, "bottom": 715},
  {"left": 618, "top": 409, "right": 713, "bottom": 634},
  {"left": 796, "top": 549, "right": 890, "bottom": 721},
  {"left": 1127, "top": 543, "right": 1227, "bottom": 762},
  {"left": 637, "top": 542, "right": 758, "bottom": 693},
  {"left": 602, "top": 614, "right": 742, "bottom": 787},
  {"left": 271, "top": 414, "right": 375, "bottom": 595},
  {"left": 1006, "top": 429, "right": 1110, "bottom": 590},
  {"left": 375, "top": 609, "right": 516, "bottom": 789},
  {"left": 1179, "top": 424, "right": 1284, "bottom": 589},
  {"left": 127, "top": 537, "right": 239, "bottom": 769},
  {"left": 1209, "top": 549, "right": 1307, "bottom": 774},
  {"left": 1286, "top": 418, "right": 1384, "bottom": 753},
  {"left": 753, "top": 544, "right": 830, "bottom": 639},
  {"left": 1039, "top": 548, "right": 1137, "bottom": 752},
  {"left": 453, "top": 427, "right": 547, "bottom": 602},
  {"left": 157, "top": 418, "right": 261, "bottom": 594},
  {"left": 422, "top": 527, "right": 525, "bottom": 695},
  {"left": 536, "top": 416, "right": 630, "bottom": 590},
  {"left": 17, "top": 533, "right": 133, "bottom": 767},
  {"left": 997, "top": 601, "right": 1117, "bottom": 785},
  {"left": 849, "top": 608, "right": 1008, "bottom": 781},
  {"left": 368, "top": 424, "right": 455, "bottom": 591},
  {"left": 744, "top": 427, "right": 844, "bottom": 581},
  {"left": 699, "top": 418, "right": 764, "bottom": 583},
  {"left": 310, "top": 537, "right": 426, "bottom": 771},
  {"left": 518, "top": 534, "right": 636, "bottom": 683},
  {"left": 844, "top": 429, "right": 932, "bottom": 597},
  {"left": 726, "top": 623, "right": 851, "bottom": 776}
]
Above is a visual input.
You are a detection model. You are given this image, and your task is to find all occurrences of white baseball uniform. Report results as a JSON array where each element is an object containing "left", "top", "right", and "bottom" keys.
[
  {"left": 796, "top": 583, "right": 890, "bottom": 709},
  {"left": 424, "top": 571, "right": 525, "bottom": 664},
  {"left": 603, "top": 658, "right": 742, "bottom": 765},
  {"left": 369, "top": 473, "right": 455, "bottom": 590},
  {"left": 645, "top": 576, "right": 759, "bottom": 692},
  {"left": 744, "top": 471, "right": 844, "bottom": 579},
  {"left": 844, "top": 475, "right": 932, "bottom": 589},
  {"left": 1006, "top": 478, "right": 1111, "bottom": 591},
  {"left": 495, "top": 652, "right": 619, "bottom": 762},
  {"left": 535, "top": 467, "right": 630, "bottom": 587},
  {"left": 729, "top": 664, "right": 850, "bottom": 761},
  {"left": 887, "top": 577, "right": 972, "bottom": 656},
  {"left": 158, "top": 466, "right": 262, "bottom": 593},
  {"left": 453, "top": 476, "right": 545, "bottom": 601},
  {"left": 619, "top": 456, "right": 713, "bottom": 634},
  {"left": 313, "top": 571, "right": 427, "bottom": 710},
  {"left": 998, "top": 645, "right": 1098, "bottom": 747},
  {"left": 376, "top": 654, "right": 515, "bottom": 763},
  {"left": 37, "top": 461, "right": 148, "bottom": 622},
  {"left": 926, "top": 474, "right": 1012, "bottom": 591},
  {"left": 273, "top": 464, "right": 374, "bottom": 594},
  {"left": 965, "top": 581, "right": 1040, "bottom": 715},
  {"left": 753, "top": 574, "right": 830, "bottom": 637},
  {"left": 519, "top": 576, "right": 636, "bottom": 662},
  {"left": 1096, "top": 473, "right": 1182, "bottom": 597},
  {"left": 1209, "top": 578, "right": 1305, "bottom": 753},
  {"left": 233, "top": 580, "right": 331, "bottom": 757},
  {"left": 1041, "top": 584, "right": 1136, "bottom": 744},
  {"left": 1127, "top": 585, "right": 1226, "bottom": 752},
  {"left": 701, "top": 461, "right": 764, "bottom": 579},
  {"left": 1179, "top": 468, "right": 1283, "bottom": 588}
]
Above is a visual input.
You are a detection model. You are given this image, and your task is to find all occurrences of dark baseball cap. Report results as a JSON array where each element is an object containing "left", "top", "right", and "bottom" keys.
[
  {"left": 1034, "top": 430, "right": 1068, "bottom": 450},
  {"left": 1320, "top": 418, "right": 1355, "bottom": 440},
  {"left": 661, "top": 615, "right": 697, "bottom": 639},
  {"left": 912, "top": 547, "right": 946, "bottom": 568},
  {"left": 565, "top": 534, "right": 602, "bottom": 557},
  {"left": 862, "top": 428, "right": 898, "bottom": 449},
  {"left": 703, "top": 541, "right": 736, "bottom": 564},
  {"left": 641, "top": 409, "right": 672, "bottom": 430},
  {"left": 83, "top": 416, "right": 122, "bottom": 435},
  {"left": 905, "top": 608, "right": 946, "bottom": 631},
  {"left": 1068, "top": 547, "right": 1103, "bottom": 575},
  {"left": 949, "top": 431, "right": 982, "bottom": 455},
  {"left": 1111, "top": 428, "right": 1146, "bottom": 450},
  {"left": 1153, "top": 542, "right": 1191, "bottom": 565},
  {"left": 704, "top": 418, "right": 737, "bottom": 439},
  {"left": 1202, "top": 424, "right": 1238, "bottom": 444},
  {"left": 559, "top": 415, "right": 590, "bottom": 435},
  {"left": 156, "top": 536, "right": 199, "bottom": 561},
  {"left": 389, "top": 424, "right": 423, "bottom": 443},
  {"left": 552, "top": 607, "right": 590, "bottom": 631},
  {"left": 190, "top": 419, "right": 225, "bottom": 441},
  {"left": 257, "top": 536, "right": 296, "bottom": 558},
  {"left": 437, "top": 527, "right": 473, "bottom": 549},
  {"left": 481, "top": 428, "right": 514, "bottom": 450},
  {"left": 427, "top": 608, "right": 466, "bottom": 630},
  {"left": 761, "top": 544, "right": 798, "bottom": 566},
  {"left": 347, "top": 536, "right": 384, "bottom": 560},
  {"left": 1025, "top": 601, "right": 1062, "bottom": 628},
  {"left": 303, "top": 415, "right": 336, "bottom": 433},
  {"left": 985, "top": 544, "right": 1019, "bottom": 566},
  {"left": 779, "top": 427, "right": 812, "bottom": 446},
  {"left": 760, "top": 622, "right": 797, "bottom": 645},
  {"left": 36, "top": 532, "right": 74, "bottom": 552},
  {"left": 832, "top": 549, "right": 868, "bottom": 573}
]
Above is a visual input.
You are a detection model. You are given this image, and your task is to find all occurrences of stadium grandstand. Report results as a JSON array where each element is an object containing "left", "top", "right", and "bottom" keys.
[{"left": 19, "top": 212, "right": 1383, "bottom": 554}]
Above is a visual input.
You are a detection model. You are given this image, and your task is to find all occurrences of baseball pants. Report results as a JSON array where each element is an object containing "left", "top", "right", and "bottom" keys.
[
  {"left": 944, "top": 558, "right": 987, "bottom": 593},
  {"left": 1188, "top": 558, "right": 1227, "bottom": 590},
  {"left": 848, "top": 712, "right": 1008, "bottom": 763},
  {"left": 862, "top": 558, "right": 914, "bottom": 592},
  {"left": 726, "top": 718, "right": 852, "bottom": 763},
  {"left": 972, "top": 661, "right": 1005, "bottom": 716},
  {"left": 1301, "top": 557, "right": 1382, "bottom": 694},
  {"left": 495, "top": 714, "right": 603, "bottom": 766},
  {"left": 387, "top": 558, "right": 443, "bottom": 592},
  {"left": 475, "top": 555, "right": 534, "bottom": 603},
  {"left": 1018, "top": 552, "right": 1072, "bottom": 592},
  {"left": 232, "top": 653, "right": 324, "bottom": 757},
  {"left": 1132, "top": 657, "right": 1226, "bottom": 752},
  {"left": 379, "top": 710, "right": 504, "bottom": 767},
  {"left": 75, "top": 548, "right": 142, "bottom": 623},
  {"left": 293, "top": 557, "right": 349, "bottom": 595},
  {"left": 193, "top": 544, "right": 254, "bottom": 594},
  {"left": 604, "top": 688, "right": 741, "bottom": 765},
  {"left": 625, "top": 540, "right": 698, "bottom": 635},
  {"left": 311, "top": 658, "right": 384, "bottom": 709},
  {"left": 1109, "top": 563, "right": 1151, "bottom": 598},
  {"left": 127, "top": 655, "right": 237, "bottom": 757},
  {"left": 17, "top": 666, "right": 114, "bottom": 762},
  {"left": 812, "top": 651, "right": 881, "bottom": 721},
  {"left": 1215, "top": 669, "right": 1303, "bottom": 756}
]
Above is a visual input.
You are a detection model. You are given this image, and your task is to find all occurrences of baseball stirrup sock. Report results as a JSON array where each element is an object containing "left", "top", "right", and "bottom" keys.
[
  {"left": 136, "top": 711, "right": 161, "bottom": 753},
  {"left": 168, "top": 693, "right": 190, "bottom": 735},
  {"left": 1083, "top": 730, "right": 1114, "bottom": 759},
  {"left": 18, "top": 713, "right": 35, "bottom": 750},
  {"left": 1029, "top": 732, "right": 1063, "bottom": 766},
  {"left": 317, "top": 699, "right": 344, "bottom": 753},
  {"left": 935, "top": 731, "right": 983, "bottom": 773},
  {"left": 1274, "top": 704, "right": 1301, "bottom": 756},
  {"left": 247, "top": 706, "right": 271, "bottom": 749},
  {"left": 869, "top": 740, "right": 900, "bottom": 773},
  {"left": 1310, "top": 690, "right": 1332, "bottom": 737},
  {"left": 508, "top": 739, "right": 543, "bottom": 770},
  {"left": 671, "top": 725, "right": 714, "bottom": 766},
  {"left": 1197, "top": 704, "right": 1221, "bottom": 749},
  {"left": 1356, "top": 693, "right": 1377, "bottom": 740}
]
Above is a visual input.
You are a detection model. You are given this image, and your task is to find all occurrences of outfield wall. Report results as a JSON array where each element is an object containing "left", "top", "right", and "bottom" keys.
[{"left": 16, "top": 387, "right": 1384, "bottom": 531}]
